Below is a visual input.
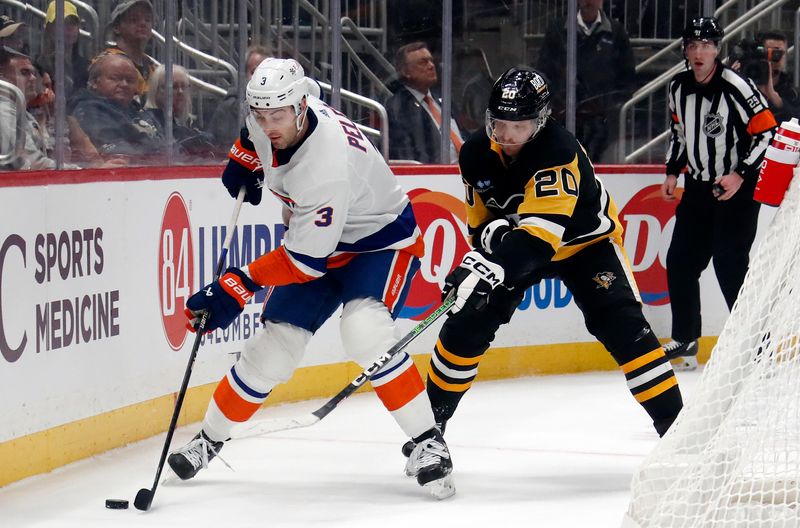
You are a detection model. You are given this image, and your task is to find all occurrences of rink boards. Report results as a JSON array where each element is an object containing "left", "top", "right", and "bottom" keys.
[{"left": 0, "top": 165, "right": 774, "bottom": 486}]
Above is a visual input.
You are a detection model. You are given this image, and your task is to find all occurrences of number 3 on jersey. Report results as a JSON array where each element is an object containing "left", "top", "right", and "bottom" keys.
[
  {"left": 532, "top": 167, "right": 579, "bottom": 198},
  {"left": 315, "top": 206, "right": 334, "bottom": 226}
]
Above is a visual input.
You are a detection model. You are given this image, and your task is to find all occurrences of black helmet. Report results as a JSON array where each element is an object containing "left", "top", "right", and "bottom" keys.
[
  {"left": 488, "top": 67, "right": 551, "bottom": 121},
  {"left": 682, "top": 17, "right": 724, "bottom": 45}
]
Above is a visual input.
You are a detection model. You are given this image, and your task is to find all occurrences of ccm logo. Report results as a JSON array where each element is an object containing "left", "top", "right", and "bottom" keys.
[{"left": 463, "top": 255, "right": 502, "bottom": 287}]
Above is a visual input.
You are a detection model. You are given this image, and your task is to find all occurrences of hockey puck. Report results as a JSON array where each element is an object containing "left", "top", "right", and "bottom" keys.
[{"left": 105, "top": 499, "right": 129, "bottom": 510}]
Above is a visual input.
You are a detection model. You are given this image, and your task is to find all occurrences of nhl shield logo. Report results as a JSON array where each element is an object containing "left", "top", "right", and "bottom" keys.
[
  {"left": 703, "top": 113, "right": 724, "bottom": 137},
  {"left": 593, "top": 271, "right": 616, "bottom": 290}
]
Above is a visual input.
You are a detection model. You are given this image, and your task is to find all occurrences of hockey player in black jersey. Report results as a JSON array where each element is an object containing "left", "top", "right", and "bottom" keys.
[{"left": 405, "top": 67, "right": 683, "bottom": 460}]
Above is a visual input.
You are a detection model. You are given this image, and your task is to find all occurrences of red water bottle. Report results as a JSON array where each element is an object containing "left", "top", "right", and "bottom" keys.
[{"left": 755, "top": 118, "right": 800, "bottom": 206}]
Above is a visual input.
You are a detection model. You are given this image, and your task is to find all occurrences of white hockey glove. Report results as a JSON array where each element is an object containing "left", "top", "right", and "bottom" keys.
[
  {"left": 442, "top": 251, "right": 505, "bottom": 314},
  {"left": 479, "top": 218, "right": 513, "bottom": 254}
]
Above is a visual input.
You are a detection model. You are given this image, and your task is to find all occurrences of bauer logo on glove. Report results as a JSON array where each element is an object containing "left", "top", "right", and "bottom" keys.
[{"left": 184, "top": 267, "right": 261, "bottom": 332}]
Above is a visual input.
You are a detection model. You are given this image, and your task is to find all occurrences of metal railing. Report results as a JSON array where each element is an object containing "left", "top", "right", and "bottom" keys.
[{"left": 618, "top": 0, "right": 794, "bottom": 163}]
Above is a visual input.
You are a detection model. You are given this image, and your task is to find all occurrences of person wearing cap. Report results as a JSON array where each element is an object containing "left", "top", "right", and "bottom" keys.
[
  {"left": 0, "top": 14, "right": 26, "bottom": 54},
  {"left": 36, "top": 1, "right": 89, "bottom": 98},
  {"left": 104, "top": 0, "right": 155, "bottom": 96}
]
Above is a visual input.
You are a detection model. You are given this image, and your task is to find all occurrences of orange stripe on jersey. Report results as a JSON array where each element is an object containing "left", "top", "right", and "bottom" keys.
[
  {"left": 327, "top": 252, "right": 358, "bottom": 269},
  {"left": 384, "top": 251, "right": 413, "bottom": 312},
  {"left": 248, "top": 247, "right": 317, "bottom": 286},
  {"left": 748, "top": 109, "right": 778, "bottom": 136},
  {"left": 372, "top": 363, "right": 425, "bottom": 411},
  {"left": 212, "top": 376, "right": 262, "bottom": 422},
  {"left": 228, "top": 138, "right": 263, "bottom": 171},
  {"left": 671, "top": 112, "right": 679, "bottom": 124},
  {"left": 403, "top": 234, "right": 425, "bottom": 258}
]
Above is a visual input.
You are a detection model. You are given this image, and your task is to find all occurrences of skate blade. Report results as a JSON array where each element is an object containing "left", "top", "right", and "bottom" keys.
[
  {"left": 670, "top": 356, "right": 698, "bottom": 371},
  {"left": 160, "top": 467, "right": 182, "bottom": 486},
  {"left": 424, "top": 474, "right": 456, "bottom": 500}
]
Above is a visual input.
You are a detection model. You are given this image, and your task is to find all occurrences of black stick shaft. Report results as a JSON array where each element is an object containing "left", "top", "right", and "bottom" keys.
[{"left": 135, "top": 187, "right": 245, "bottom": 511}]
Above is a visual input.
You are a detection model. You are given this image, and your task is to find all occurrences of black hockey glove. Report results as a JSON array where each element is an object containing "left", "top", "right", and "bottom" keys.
[
  {"left": 184, "top": 267, "right": 261, "bottom": 332},
  {"left": 477, "top": 218, "right": 514, "bottom": 254},
  {"left": 222, "top": 157, "right": 265, "bottom": 205},
  {"left": 442, "top": 251, "right": 505, "bottom": 314}
]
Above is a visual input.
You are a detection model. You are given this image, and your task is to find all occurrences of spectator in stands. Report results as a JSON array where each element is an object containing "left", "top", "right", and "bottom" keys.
[
  {"left": 145, "top": 64, "right": 219, "bottom": 161},
  {"left": 0, "top": 15, "right": 26, "bottom": 54},
  {"left": 385, "top": 41, "right": 463, "bottom": 163},
  {"left": 36, "top": 0, "right": 90, "bottom": 99},
  {"left": 752, "top": 31, "right": 800, "bottom": 123},
  {"left": 69, "top": 52, "right": 163, "bottom": 161},
  {"left": 0, "top": 48, "right": 60, "bottom": 170},
  {"left": 537, "top": 0, "right": 635, "bottom": 162},
  {"left": 105, "top": 0, "right": 156, "bottom": 98},
  {"left": 208, "top": 44, "right": 270, "bottom": 146},
  {"left": 453, "top": 47, "right": 494, "bottom": 135}
]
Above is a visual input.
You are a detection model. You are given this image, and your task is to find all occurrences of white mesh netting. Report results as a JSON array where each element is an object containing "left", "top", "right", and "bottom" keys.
[{"left": 622, "top": 172, "right": 800, "bottom": 528}]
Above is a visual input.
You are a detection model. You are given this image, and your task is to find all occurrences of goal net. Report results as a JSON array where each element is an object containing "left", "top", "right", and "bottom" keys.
[{"left": 622, "top": 171, "right": 800, "bottom": 528}]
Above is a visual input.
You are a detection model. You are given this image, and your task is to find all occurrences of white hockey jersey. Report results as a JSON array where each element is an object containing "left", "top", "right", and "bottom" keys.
[{"left": 240, "top": 95, "right": 422, "bottom": 285}]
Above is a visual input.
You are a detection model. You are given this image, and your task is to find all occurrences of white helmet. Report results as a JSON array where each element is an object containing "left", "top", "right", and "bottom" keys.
[{"left": 246, "top": 58, "right": 308, "bottom": 116}]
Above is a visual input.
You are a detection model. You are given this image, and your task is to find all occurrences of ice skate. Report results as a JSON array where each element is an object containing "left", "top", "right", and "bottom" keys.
[
  {"left": 167, "top": 431, "right": 227, "bottom": 480},
  {"left": 404, "top": 427, "right": 455, "bottom": 499},
  {"left": 663, "top": 339, "right": 698, "bottom": 371},
  {"left": 402, "top": 421, "right": 446, "bottom": 458}
]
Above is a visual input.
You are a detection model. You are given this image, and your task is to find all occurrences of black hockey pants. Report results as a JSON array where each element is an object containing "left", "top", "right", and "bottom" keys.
[{"left": 427, "top": 239, "right": 683, "bottom": 436}]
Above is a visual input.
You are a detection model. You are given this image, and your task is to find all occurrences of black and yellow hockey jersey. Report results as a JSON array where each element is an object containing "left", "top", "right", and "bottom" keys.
[{"left": 459, "top": 118, "right": 623, "bottom": 287}]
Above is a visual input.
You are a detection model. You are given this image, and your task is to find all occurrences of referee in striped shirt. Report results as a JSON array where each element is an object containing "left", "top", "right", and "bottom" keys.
[{"left": 661, "top": 17, "right": 777, "bottom": 368}]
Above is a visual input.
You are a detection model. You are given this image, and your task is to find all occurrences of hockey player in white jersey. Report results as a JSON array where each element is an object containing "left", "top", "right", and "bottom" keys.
[{"left": 167, "top": 58, "right": 454, "bottom": 499}]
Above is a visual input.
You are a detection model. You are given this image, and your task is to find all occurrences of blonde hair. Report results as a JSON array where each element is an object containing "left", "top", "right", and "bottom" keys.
[{"left": 145, "top": 64, "right": 193, "bottom": 126}]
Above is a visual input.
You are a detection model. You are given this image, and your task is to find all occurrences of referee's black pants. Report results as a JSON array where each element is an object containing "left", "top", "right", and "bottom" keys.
[{"left": 666, "top": 177, "right": 760, "bottom": 343}]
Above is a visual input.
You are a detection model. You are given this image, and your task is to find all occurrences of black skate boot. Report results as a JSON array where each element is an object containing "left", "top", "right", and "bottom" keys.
[
  {"left": 402, "top": 420, "right": 446, "bottom": 458},
  {"left": 167, "top": 431, "right": 225, "bottom": 480},
  {"left": 663, "top": 339, "right": 698, "bottom": 371},
  {"left": 404, "top": 426, "right": 455, "bottom": 499}
]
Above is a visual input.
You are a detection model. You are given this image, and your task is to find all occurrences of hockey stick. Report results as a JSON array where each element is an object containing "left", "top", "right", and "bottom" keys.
[
  {"left": 134, "top": 186, "right": 246, "bottom": 511},
  {"left": 231, "top": 293, "right": 455, "bottom": 439}
]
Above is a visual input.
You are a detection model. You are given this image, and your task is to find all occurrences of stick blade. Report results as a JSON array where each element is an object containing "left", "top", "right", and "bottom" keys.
[
  {"left": 133, "top": 488, "right": 153, "bottom": 511},
  {"left": 231, "top": 414, "right": 320, "bottom": 439}
]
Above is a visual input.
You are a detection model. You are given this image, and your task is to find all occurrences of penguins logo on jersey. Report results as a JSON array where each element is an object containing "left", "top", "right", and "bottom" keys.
[
  {"left": 702, "top": 113, "right": 724, "bottom": 138},
  {"left": 593, "top": 271, "right": 616, "bottom": 290}
]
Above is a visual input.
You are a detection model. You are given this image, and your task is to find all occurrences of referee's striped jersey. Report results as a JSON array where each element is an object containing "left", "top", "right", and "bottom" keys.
[{"left": 666, "top": 61, "right": 777, "bottom": 182}]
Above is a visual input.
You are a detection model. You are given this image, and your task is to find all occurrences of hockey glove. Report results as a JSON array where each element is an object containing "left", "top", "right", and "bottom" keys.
[
  {"left": 442, "top": 251, "right": 505, "bottom": 314},
  {"left": 222, "top": 157, "right": 264, "bottom": 205},
  {"left": 185, "top": 268, "right": 261, "bottom": 332},
  {"left": 477, "top": 218, "right": 513, "bottom": 254}
]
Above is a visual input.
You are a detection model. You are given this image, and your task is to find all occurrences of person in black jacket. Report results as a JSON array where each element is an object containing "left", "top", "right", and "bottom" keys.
[
  {"left": 660, "top": 18, "right": 777, "bottom": 369},
  {"left": 69, "top": 52, "right": 163, "bottom": 162},
  {"left": 537, "top": 0, "right": 635, "bottom": 162},
  {"left": 753, "top": 31, "right": 800, "bottom": 123},
  {"left": 385, "top": 41, "right": 463, "bottom": 163}
]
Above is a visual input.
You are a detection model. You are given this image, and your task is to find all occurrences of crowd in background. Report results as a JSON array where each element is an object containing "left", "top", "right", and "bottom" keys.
[{"left": 0, "top": 0, "right": 797, "bottom": 170}]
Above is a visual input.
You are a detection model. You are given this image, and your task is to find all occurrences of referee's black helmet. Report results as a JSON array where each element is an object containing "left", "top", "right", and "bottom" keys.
[{"left": 682, "top": 17, "right": 724, "bottom": 46}]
